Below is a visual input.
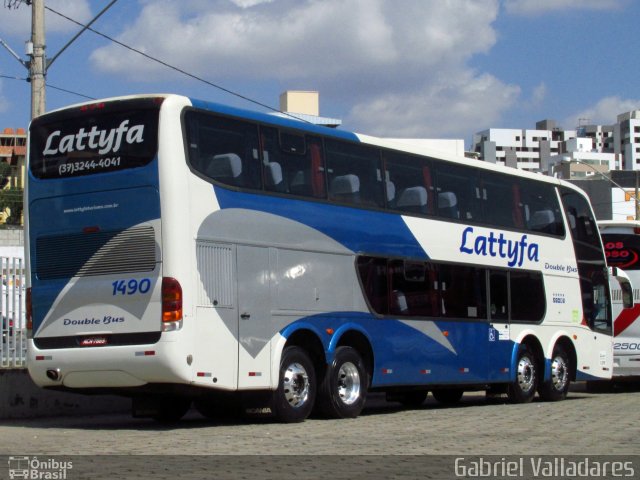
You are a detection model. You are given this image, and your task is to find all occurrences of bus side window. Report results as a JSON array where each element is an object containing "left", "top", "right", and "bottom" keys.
[
  {"left": 261, "top": 128, "right": 326, "bottom": 199},
  {"left": 434, "top": 164, "right": 479, "bottom": 222},
  {"left": 326, "top": 139, "right": 383, "bottom": 208},
  {"left": 480, "top": 172, "right": 516, "bottom": 229},
  {"left": 523, "top": 182, "right": 564, "bottom": 236},
  {"left": 185, "top": 111, "right": 261, "bottom": 189},
  {"left": 383, "top": 151, "right": 434, "bottom": 215}
]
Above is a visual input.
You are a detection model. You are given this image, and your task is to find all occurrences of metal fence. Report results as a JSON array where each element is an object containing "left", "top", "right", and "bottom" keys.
[{"left": 1, "top": 256, "right": 27, "bottom": 368}]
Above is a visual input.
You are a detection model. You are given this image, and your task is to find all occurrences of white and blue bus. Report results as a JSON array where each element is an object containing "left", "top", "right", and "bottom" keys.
[{"left": 25, "top": 94, "right": 622, "bottom": 422}]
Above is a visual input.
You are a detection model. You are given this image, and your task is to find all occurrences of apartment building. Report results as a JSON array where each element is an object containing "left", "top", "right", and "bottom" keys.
[
  {"left": 472, "top": 120, "right": 575, "bottom": 172},
  {"left": 615, "top": 110, "right": 640, "bottom": 170}
]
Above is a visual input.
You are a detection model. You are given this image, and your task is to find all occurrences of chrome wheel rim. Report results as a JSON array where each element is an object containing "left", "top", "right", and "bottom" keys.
[
  {"left": 283, "top": 362, "right": 310, "bottom": 408},
  {"left": 337, "top": 361, "right": 361, "bottom": 405},
  {"left": 550, "top": 355, "right": 569, "bottom": 392},
  {"left": 516, "top": 355, "right": 536, "bottom": 393}
]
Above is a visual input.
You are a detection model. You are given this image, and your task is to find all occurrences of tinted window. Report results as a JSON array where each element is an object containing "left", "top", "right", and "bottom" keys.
[
  {"left": 521, "top": 181, "right": 564, "bottom": 236},
  {"left": 388, "top": 260, "right": 441, "bottom": 317},
  {"left": 480, "top": 172, "right": 519, "bottom": 229},
  {"left": 357, "top": 255, "right": 544, "bottom": 323},
  {"left": 326, "top": 140, "right": 384, "bottom": 207},
  {"left": 261, "top": 127, "right": 326, "bottom": 198},
  {"left": 433, "top": 163, "right": 480, "bottom": 222},
  {"left": 185, "top": 111, "right": 261, "bottom": 189},
  {"left": 30, "top": 100, "right": 160, "bottom": 179},
  {"left": 510, "top": 271, "right": 545, "bottom": 322},
  {"left": 561, "top": 187, "right": 611, "bottom": 333},
  {"left": 358, "top": 257, "right": 488, "bottom": 320},
  {"left": 383, "top": 151, "right": 434, "bottom": 215},
  {"left": 439, "top": 264, "right": 487, "bottom": 319}
]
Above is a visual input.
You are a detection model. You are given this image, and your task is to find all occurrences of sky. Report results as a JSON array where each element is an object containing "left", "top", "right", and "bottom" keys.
[{"left": 0, "top": 0, "right": 639, "bottom": 147}]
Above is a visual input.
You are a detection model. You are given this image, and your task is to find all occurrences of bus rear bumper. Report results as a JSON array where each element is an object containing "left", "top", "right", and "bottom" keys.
[{"left": 26, "top": 337, "right": 190, "bottom": 390}]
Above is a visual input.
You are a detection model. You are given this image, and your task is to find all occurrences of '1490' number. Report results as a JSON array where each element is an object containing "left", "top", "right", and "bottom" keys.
[{"left": 112, "top": 278, "right": 152, "bottom": 296}]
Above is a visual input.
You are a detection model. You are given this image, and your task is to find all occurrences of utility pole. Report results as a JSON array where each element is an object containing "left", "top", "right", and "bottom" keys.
[
  {"left": 1, "top": 0, "right": 119, "bottom": 120},
  {"left": 28, "top": 0, "right": 46, "bottom": 119}
]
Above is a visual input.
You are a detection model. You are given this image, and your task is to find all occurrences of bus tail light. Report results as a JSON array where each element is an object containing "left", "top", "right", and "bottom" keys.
[
  {"left": 26, "top": 287, "right": 33, "bottom": 333},
  {"left": 162, "top": 277, "right": 183, "bottom": 329}
]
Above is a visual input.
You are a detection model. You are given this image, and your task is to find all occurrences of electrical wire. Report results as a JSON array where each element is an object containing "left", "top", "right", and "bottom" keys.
[
  {"left": 1, "top": 73, "right": 97, "bottom": 100},
  {"left": 44, "top": 4, "right": 311, "bottom": 123}
]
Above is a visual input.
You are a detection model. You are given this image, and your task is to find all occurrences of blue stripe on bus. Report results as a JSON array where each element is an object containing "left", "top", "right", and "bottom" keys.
[{"left": 213, "top": 187, "right": 429, "bottom": 259}]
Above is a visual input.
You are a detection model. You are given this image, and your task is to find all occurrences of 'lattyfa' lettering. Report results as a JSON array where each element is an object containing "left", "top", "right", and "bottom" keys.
[
  {"left": 42, "top": 120, "right": 145, "bottom": 156},
  {"left": 459, "top": 226, "right": 540, "bottom": 267}
]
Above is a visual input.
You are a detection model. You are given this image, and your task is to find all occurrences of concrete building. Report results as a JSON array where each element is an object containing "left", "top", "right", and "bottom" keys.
[
  {"left": 0, "top": 127, "right": 26, "bottom": 227},
  {"left": 549, "top": 137, "right": 616, "bottom": 180},
  {"left": 275, "top": 90, "right": 342, "bottom": 128},
  {"left": 0, "top": 127, "right": 26, "bottom": 189},
  {"left": 472, "top": 120, "right": 576, "bottom": 172},
  {"left": 615, "top": 110, "right": 640, "bottom": 170}
]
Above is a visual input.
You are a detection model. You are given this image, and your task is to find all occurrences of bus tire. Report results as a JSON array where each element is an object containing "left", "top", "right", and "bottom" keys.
[
  {"left": 393, "top": 390, "right": 429, "bottom": 408},
  {"left": 317, "top": 346, "right": 369, "bottom": 419},
  {"left": 508, "top": 344, "right": 538, "bottom": 404},
  {"left": 586, "top": 380, "right": 614, "bottom": 393},
  {"left": 538, "top": 345, "right": 571, "bottom": 401},
  {"left": 152, "top": 396, "right": 191, "bottom": 423},
  {"left": 194, "top": 394, "right": 242, "bottom": 420},
  {"left": 432, "top": 388, "right": 464, "bottom": 405},
  {"left": 273, "top": 346, "right": 316, "bottom": 423}
]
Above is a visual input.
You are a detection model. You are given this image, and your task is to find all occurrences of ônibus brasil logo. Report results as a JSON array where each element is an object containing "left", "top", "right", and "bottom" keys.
[{"left": 8, "top": 456, "right": 73, "bottom": 479}]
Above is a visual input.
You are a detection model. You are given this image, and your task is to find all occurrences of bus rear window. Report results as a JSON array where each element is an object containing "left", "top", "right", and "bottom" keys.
[{"left": 29, "top": 101, "right": 160, "bottom": 179}]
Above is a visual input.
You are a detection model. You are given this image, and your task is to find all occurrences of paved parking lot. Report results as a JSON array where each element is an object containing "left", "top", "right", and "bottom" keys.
[
  {"left": 1, "top": 385, "right": 639, "bottom": 455},
  {"left": 1, "top": 385, "right": 638, "bottom": 479}
]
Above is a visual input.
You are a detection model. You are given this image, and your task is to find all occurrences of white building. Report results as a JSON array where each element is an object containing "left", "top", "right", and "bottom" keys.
[
  {"left": 472, "top": 120, "right": 576, "bottom": 172},
  {"left": 549, "top": 137, "right": 616, "bottom": 179},
  {"left": 615, "top": 110, "right": 640, "bottom": 170}
]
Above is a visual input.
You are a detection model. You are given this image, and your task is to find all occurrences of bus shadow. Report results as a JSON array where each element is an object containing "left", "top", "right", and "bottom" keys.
[{"left": 6, "top": 383, "right": 635, "bottom": 431}]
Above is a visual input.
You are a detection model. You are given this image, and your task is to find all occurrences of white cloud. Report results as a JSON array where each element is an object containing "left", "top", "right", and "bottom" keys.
[
  {"left": 530, "top": 83, "right": 546, "bottom": 106},
  {"left": 564, "top": 96, "right": 640, "bottom": 128},
  {"left": 89, "top": 0, "right": 507, "bottom": 138},
  {"left": 347, "top": 71, "right": 520, "bottom": 138},
  {"left": 503, "top": 0, "right": 627, "bottom": 16},
  {"left": 1, "top": 0, "right": 92, "bottom": 36}
]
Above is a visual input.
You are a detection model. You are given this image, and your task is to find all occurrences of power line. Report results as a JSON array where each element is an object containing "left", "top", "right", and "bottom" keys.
[
  {"left": 44, "top": 4, "right": 310, "bottom": 123},
  {"left": 1, "top": 72, "right": 97, "bottom": 100}
]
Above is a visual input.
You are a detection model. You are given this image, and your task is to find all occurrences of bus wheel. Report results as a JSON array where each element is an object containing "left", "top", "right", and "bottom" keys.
[
  {"left": 152, "top": 396, "right": 191, "bottom": 423},
  {"left": 508, "top": 344, "right": 538, "bottom": 404},
  {"left": 317, "top": 346, "right": 369, "bottom": 419},
  {"left": 194, "top": 394, "right": 242, "bottom": 420},
  {"left": 538, "top": 345, "right": 571, "bottom": 401},
  {"left": 390, "top": 390, "right": 428, "bottom": 408},
  {"left": 432, "top": 388, "right": 464, "bottom": 405},
  {"left": 586, "top": 380, "right": 614, "bottom": 393},
  {"left": 273, "top": 346, "right": 316, "bottom": 423}
]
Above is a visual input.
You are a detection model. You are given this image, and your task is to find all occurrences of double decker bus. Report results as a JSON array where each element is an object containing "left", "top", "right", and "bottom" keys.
[
  {"left": 598, "top": 220, "right": 640, "bottom": 381},
  {"left": 25, "top": 94, "right": 619, "bottom": 422}
]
